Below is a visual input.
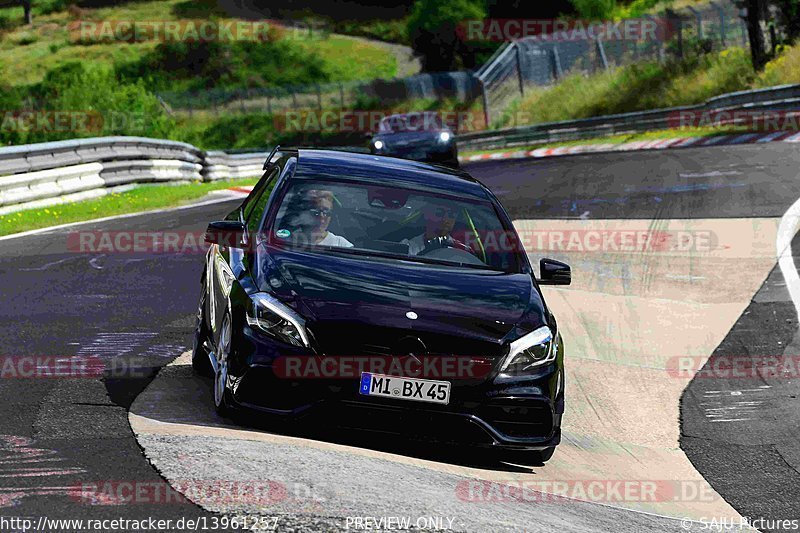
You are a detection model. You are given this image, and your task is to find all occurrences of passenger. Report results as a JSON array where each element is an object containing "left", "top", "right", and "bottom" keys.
[{"left": 303, "top": 189, "right": 353, "bottom": 248}]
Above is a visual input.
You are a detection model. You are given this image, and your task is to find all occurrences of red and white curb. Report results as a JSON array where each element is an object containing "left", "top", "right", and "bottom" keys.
[
  {"left": 206, "top": 185, "right": 254, "bottom": 199},
  {"left": 461, "top": 131, "right": 800, "bottom": 163}
]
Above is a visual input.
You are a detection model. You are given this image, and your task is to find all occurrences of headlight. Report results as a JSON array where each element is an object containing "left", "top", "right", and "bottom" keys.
[
  {"left": 373, "top": 140, "right": 384, "bottom": 150},
  {"left": 498, "top": 326, "right": 555, "bottom": 375},
  {"left": 246, "top": 293, "right": 310, "bottom": 347},
  {"left": 438, "top": 131, "right": 451, "bottom": 143}
]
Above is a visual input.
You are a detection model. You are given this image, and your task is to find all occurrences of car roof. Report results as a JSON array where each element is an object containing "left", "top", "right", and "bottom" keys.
[{"left": 289, "top": 149, "right": 491, "bottom": 200}]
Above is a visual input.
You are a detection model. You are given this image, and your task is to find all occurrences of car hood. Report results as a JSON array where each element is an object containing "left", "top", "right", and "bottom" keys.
[{"left": 256, "top": 245, "right": 545, "bottom": 347}]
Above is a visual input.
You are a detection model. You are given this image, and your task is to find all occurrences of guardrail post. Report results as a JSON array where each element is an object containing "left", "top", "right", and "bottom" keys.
[
  {"left": 709, "top": 1, "right": 727, "bottom": 47},
  {"left": 596, "top": 37, "right": 609, "bottom": 70},
  {"left": 739, "top": 7, "right": 748, "bottom": 47},
  {"left": 687, "top": 6, "right": 704, "bottom": 40},
  {"left": 551, "top": 44, "right": 563, "bottom": 81},
  {"left": 479, "top": 77, "right": 491, "bottom": 129},
  {"left": 515, "top": 43, "right": 525, "bottom": 97}
]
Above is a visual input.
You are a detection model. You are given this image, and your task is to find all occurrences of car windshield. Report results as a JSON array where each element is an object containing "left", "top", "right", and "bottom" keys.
[{"left": 265, "top": 179, "right": 522, "bottom": 272}]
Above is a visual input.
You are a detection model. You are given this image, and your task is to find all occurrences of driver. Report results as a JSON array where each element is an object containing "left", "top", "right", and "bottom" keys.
[
  {"left": 402, "top": 201, "right": 469, "bottom": 256},
  {"left": 302, "top": 189, "right": 353, "bottom": 248}
]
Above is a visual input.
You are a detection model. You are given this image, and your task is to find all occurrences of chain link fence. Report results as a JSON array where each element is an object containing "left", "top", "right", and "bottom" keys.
[
  {"left": 157, "top": 72, "right": 481, "bottom": 117},
  {"left": 475, "top": 1, "right": 748, "bottom": 126},
  {"left": 158, "top": 1, "right": 750, "bottom": 130}
]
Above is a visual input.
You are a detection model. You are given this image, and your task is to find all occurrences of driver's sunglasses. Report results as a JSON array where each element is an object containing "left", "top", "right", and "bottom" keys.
[
  {"left": 309, "top": 208, "right": 332, "bottom": 218},
  {"left": 434, "top": 207, "right": 457, "bottom": 218}
]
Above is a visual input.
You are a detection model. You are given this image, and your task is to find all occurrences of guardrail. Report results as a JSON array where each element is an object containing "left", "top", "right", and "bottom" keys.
[
  {"left": 457, "top": 84, "right": 800, "bottom": 152},
  {"left": 2, "top": 82, "right": 799, "bottom": 213},
  {"left": 0, "top": 137, "right": 255, "bottom": 214},
  {"left": 0, "top": 139, "right": 374, "bottom": 214},
  {"left": 203, "top": 151, "right": 268, "bottom": 182}
]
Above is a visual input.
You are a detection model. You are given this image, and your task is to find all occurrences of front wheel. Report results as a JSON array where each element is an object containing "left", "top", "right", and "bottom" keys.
[
  {"left": 191, "top": 285, "right": 214, "bottom": 377},
  {"left": 213, "top": 313, "right": 234, "bottom": 417}
]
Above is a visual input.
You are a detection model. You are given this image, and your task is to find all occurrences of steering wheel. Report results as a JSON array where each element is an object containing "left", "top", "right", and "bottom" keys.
[
  {"left": 417, "top": 236, "right": 469, "bottom": 255},
  {"left": 417, "top": 236, "right": 484, "bottom": 265}
]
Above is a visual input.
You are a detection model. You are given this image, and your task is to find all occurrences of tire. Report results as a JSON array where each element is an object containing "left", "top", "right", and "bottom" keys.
[
  {"left": 213, "top": 312, "right": 234, "bottom": 417},
  {"left": 191, "top": 285, "right": 214, "bottom": 377}
]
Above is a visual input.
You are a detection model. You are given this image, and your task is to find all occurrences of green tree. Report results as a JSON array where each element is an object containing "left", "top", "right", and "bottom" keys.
[
  {"left": 407, "top": 0, "right": 487, "bottom": 71},
  {"left": 569, "top": 0, "right": 616, "bottom": 19},
  {"left": 20, "top": 0, "right": 32, "bottom": 24},
  {"left": 771, "top": 0, "right": 800, "bottom": 42}
]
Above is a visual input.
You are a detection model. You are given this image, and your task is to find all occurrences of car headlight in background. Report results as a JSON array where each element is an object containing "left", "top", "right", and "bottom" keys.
[
  {"left": 498, "top": 326, "right": 555, "bottom": 376},
  {"left": 438, "top": 131, "right": 451, "bottom": 143},
  {"left": 373, "top": 140, "right": 384, "bottom": 150},
  {"left": 246, "top": 293, "right": 310, "bottom": 347}
]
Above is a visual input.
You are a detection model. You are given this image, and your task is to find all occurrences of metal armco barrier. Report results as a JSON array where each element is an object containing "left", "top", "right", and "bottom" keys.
[
  {"left": 457, "top": 83, "right": 800, "bottom": 152},
  {"left": 2, "top": 81, "right": 799, "bottom": 213},
  {"left": 0, "top": 137, "right": 251, "bottom": 213}
]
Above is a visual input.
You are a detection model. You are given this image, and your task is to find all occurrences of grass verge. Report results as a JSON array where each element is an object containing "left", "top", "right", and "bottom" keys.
[
  {"left": 0, "top": 178, "right": 258, "bottom": 237},
  {"left": 497, "top": 45, "right": 800, "bottom": 130}
]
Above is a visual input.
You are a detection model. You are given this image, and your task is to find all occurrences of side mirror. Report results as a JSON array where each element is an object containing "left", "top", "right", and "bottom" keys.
[
  {"left": 537, "top": 258, "right": 571, "bottom": 285},
  {"left": 205, "top": 221, "right": 246, "bottom": 249}
]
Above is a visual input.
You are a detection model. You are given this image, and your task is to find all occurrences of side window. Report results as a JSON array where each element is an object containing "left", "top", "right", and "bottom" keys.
[
  {"left": 243, "top": 167, "right": 279, "bottom": 237},
  {"left": 243, "top": 167, "right": 279, "bottom": 223}
]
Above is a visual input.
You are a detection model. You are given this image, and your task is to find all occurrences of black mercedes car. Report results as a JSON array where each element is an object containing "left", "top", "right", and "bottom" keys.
[
  {"left": 193, "top": 147, "right": 570, "bottom": 463},
  {"left": 368, "top": 112, "right": 459, "bottom": 167}
]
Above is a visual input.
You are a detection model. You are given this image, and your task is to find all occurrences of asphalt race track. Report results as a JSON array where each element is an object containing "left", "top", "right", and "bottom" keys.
[{"left": 2, "top": 142, "right": 800, "bottom": 531}]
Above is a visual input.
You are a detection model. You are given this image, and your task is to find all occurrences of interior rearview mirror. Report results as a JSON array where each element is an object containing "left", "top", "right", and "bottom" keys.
[{"left": 537, "top": 258, "right": 571, "bottom": 285}]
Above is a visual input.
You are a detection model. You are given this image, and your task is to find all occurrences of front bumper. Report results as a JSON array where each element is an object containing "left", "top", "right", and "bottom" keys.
[{"left": 227, "top": 327, "right": 564, "bottom": 451}]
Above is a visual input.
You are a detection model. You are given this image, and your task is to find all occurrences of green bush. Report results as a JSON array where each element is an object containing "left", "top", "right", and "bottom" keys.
[
  {"left": 569, "top": 0, "right": 617, "bottom": 19},
  {"left": 8, "top": 62, "right": 176, "bottom": 144},
  {"left": 117, "top": 38, "right": 330, "bottom": 91}
]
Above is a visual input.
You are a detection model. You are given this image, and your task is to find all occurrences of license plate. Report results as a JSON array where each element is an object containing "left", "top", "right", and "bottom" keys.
[{"left": 359, "top": 372, "right": 450, "bottom": 405}]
